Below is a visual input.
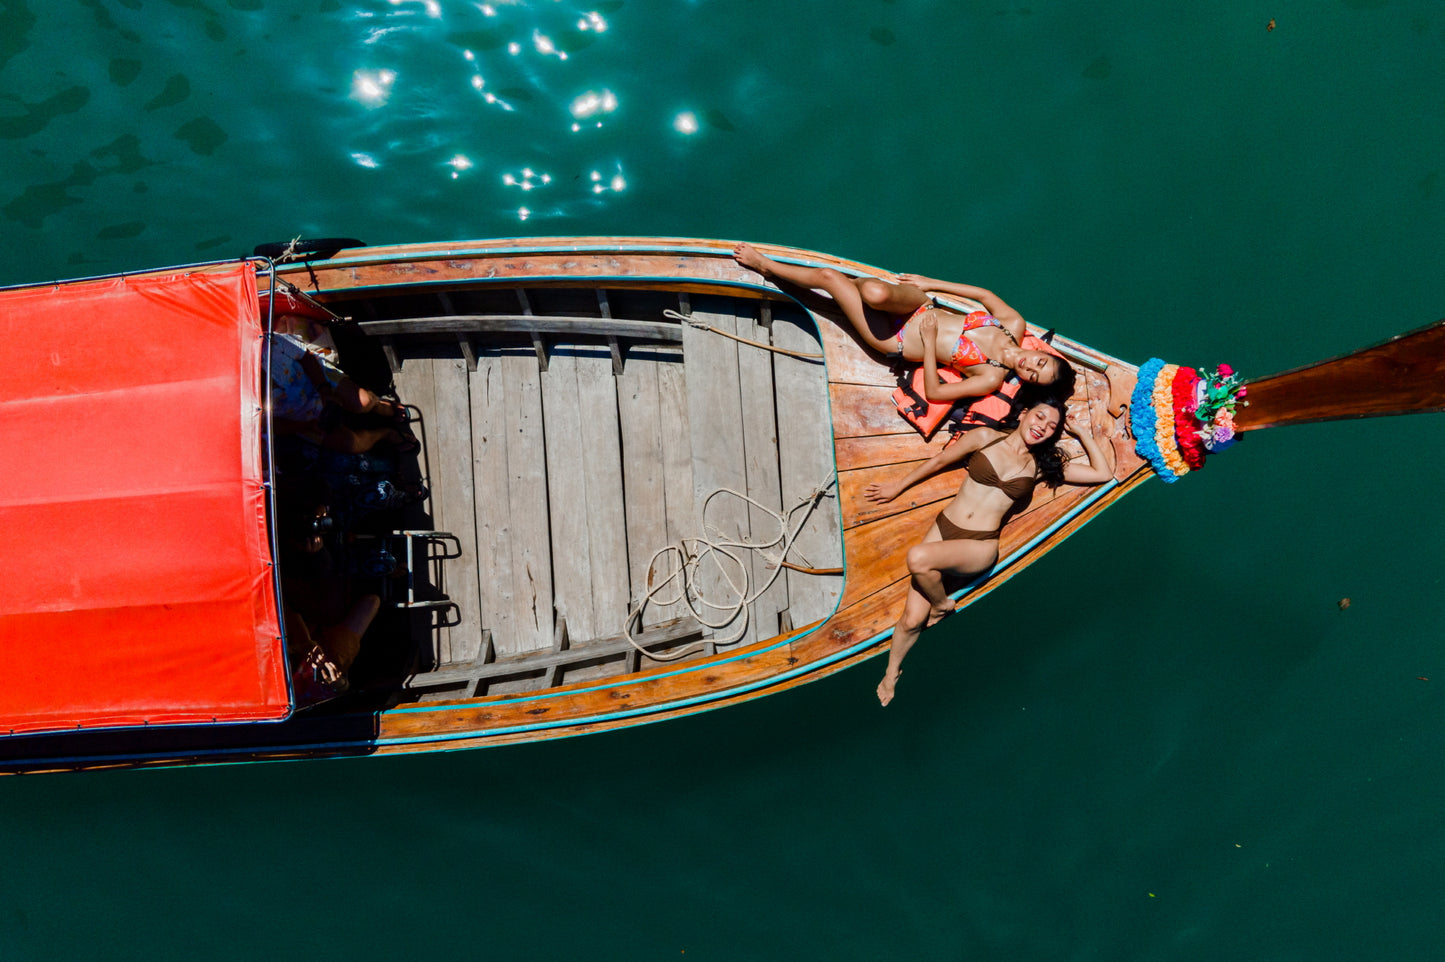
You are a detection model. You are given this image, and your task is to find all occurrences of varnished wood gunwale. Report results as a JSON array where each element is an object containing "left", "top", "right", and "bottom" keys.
[{"left": 2, "top": 238, "right": 1148, "bottom": 774}]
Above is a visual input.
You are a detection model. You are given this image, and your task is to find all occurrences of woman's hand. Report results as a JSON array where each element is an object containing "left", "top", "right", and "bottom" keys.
[
  {"left": 918, "top": 312, "right": 937, "bottom": 340},
  {"left": 897, "top": 273, "right": 938, "bottom": 291},
  {"left": 864, "top": 480, "right": 904, "bottom": 504},
  {"left": 1063, "top": 406, "right": 1092, "bottom": 438}
]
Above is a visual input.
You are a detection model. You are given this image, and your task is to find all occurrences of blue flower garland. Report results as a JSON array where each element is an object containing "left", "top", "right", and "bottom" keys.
[{"left": 1130, "top": 358, "right": 1180, "bottom": 482}]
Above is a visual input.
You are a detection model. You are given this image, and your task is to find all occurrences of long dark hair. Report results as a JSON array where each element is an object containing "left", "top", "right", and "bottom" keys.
[
  {"left": 1047, "top": 358, "right": 1077, "bottom": 402},
  {"left": 1003, "top": 390, "right": 1068, "bottom": 488}
]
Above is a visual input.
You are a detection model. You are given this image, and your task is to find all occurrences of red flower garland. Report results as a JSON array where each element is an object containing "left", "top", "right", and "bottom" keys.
[{"left": 1171, "top": 367, "right": 1207, "bottom": 470}]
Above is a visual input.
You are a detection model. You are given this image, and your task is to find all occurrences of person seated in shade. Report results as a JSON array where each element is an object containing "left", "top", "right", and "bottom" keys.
[
  {"left": 285, "top": 595, "right": 381, "bottom": 698},
  {"left": 862, "top": 395, "right": 1111, "bottom": 706},
  {"left": 274, "top": 475, "right": 384, "bottom": 697},
  {"left": 731, "top": 243, "right": 1074, "bottom": 402},
  {"left": 269, "top": 312, "right": 414, "bottom": 455}
]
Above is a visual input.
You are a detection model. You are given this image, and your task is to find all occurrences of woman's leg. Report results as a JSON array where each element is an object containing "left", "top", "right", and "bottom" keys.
[
  {"left": 855, "top": 275, "right": 931, "bottom": 315},
  {"left": 733, "top": 243, "right": 927, "bottom": 355},
  {"left": 878, "top": 585, "right": 933, "bottom": 707},
  {"left": 905, "top": 537, "right": 997, "bottom": 618},
  {"left": 317, "top": 594, "right": 380, "bottom": 672},
  {"left": 321, "top": 424, "right": 413, "bottom": 455}
]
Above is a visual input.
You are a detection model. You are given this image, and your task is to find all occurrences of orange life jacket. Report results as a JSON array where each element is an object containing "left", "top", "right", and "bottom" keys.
[
  {"left": 894, "top": 331, "right": 1065, "bottom": 441},
  {"left": 891, "top": 365, "right": 962, "bottom": 439}
]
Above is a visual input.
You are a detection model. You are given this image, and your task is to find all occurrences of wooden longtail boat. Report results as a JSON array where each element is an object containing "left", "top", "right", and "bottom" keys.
[{"left": 3, "top": 237, "right": 1442, "bottom": 775}]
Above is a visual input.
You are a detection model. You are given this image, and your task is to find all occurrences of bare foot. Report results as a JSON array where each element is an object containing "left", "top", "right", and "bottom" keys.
[
  {"left": 732, "top": 242, "right": 774, "bottom": 276},
  {"left": 877, "top": 670, "right": 900, "bottom": 707},
  {"left": 926, "top": 599, "right": 957, "bottom": 628}
]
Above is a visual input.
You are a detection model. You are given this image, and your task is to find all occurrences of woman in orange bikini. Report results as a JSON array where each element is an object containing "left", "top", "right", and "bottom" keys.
[
  {"left": 731, "top": 243, "right": 1073, "bottom": 400},
  {"left": 862, "top": 396, "right": 1111, "bottom": 706}
]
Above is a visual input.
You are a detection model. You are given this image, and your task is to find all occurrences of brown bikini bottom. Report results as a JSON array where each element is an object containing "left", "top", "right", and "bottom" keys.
[{"left": 935, "top": 511, "right": 1000, "bottom": 542}]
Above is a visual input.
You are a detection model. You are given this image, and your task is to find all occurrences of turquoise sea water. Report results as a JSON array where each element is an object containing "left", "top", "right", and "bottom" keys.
[{"left": 3, "top": 2, "right": 1444, "bottom": 959}]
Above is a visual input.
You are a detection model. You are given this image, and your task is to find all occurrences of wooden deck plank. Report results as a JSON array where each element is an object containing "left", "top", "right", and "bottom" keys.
[
  {"left": 574, "top": 347, "right": 632, "bottom": 641},
  {"left": 834, "top": 432, "right": 943, "bottom": 472},
  {"left": 616, "top": 349, "right": 671, "bottom": 627},
  {"left": 829, "top": 381, "right": 909, "bottom": 439},
  {"left": 470, "top": 351, "right": 516, "bottom": 656},
  {"left": 682, "top": 300, "right": 751, "bottom": 643},
  {"left": 431, "top": 357, "right": 483, "bottom": 663},
  {"left": 737, "top": 304, "right": 788, "bottom": 641},
  {"left": 773, "top": 308, "right": 844, "bottom": 627},
  {"left": 657, "top": 347, "right": 696, "bottom": 625},
  {"left": 501, "top": 352, "right": 553, "bottom": 654},
  {"left": 539, "top": 348, "right": 598, "bottom": 642}
]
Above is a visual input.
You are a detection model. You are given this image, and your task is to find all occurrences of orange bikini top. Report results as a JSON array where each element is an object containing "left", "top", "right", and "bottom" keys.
[{"left": 950, "top": 311, "right": 1019, "bottom": 370}]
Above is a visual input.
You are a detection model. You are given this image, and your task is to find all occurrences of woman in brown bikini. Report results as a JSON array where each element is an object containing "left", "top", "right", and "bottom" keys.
[
  {"left": 863, "top": 396, "right": 1111, "bottom": 705},
  {"left": 731, "top": 243, "right": 1074, "bottom": 401}
]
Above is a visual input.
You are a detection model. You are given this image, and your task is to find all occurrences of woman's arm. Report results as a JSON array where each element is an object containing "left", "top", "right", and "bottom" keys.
[
  {"left": 897, "top": 273, "right": 1022, "bottom": 324},
  {"left": 918, "top": 313, "right": 1006, "bottom": 402},
  {"left": 863, "top": 430, "right": 996, "bottom": 503},
  {"left": 1060, "top": 408, "right": 1113, "bottom": 484}
]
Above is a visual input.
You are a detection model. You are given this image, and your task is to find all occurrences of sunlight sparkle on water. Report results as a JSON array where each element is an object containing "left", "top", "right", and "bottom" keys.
[
  {"left": 350, "top": 69, "right": 397, "bottom": 107},
  {"left": 389, "top": 0, "right": 442, "bottom": 15},
  {"left": 502, "top": 167, "right": 551, "bottom": 192},
  {"left": 533, "top": 30, "right": 568, "bottom": 60},
  {"left": 588, "top": 167, "right": 626, "bottom": 194},
  {"left": 350, "top": 152, "right": 380, "bottom": 168},
  {"left": 673, "top": 112, "right": 699, "bottom": 135},
  {"left": 569, "top": 89, "right": 617, "bottom": 119}
]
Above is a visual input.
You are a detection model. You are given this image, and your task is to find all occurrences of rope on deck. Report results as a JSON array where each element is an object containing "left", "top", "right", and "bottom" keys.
[
  {"left": 624, "top": 473, "right": 837, "bottom": 661},
  {"left": 663, "top": 309, "right": 825, "bottom": 362}
]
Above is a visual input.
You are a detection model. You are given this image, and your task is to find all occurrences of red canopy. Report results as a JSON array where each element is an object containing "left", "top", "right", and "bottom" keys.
[{"left": 0, "top": 263, "right": 289, "bottom": 735}]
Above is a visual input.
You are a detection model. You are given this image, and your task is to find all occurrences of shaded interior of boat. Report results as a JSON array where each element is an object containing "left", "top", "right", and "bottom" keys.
[{"left": 291, "top": 280, "right": 845, "bottom": 704}]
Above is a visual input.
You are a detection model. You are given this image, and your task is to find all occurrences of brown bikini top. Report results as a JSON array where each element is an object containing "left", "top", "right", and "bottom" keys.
[{"left": 966, "top": 437, "right": 1038, "bottom": 502}]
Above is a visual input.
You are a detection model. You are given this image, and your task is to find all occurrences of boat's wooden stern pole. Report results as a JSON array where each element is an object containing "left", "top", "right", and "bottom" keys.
[{"left": 1235, "top": 319, "right": 1445, "bottom": 432}]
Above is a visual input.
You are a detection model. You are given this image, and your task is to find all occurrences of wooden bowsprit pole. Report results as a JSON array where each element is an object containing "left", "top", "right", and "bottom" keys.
[
  {"left": 1234, "top": 318, "right": 1445, "bottom": 432},
  {"left": 1129, "top": 319, "right": 1445, "bottom": 482}
]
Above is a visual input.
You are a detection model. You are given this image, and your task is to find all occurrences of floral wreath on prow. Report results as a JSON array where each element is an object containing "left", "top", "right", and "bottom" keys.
[{"left": 1129, "top": 360, "right": 1248, "bottom": 483}]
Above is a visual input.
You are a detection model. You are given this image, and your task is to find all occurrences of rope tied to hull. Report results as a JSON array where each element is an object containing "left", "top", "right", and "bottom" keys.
[
  {"left": 624, "top": 473, "right": 838, "bottom": 662},
  {"left": 662, "top": 309, "right": 825, "bottom": 362}
]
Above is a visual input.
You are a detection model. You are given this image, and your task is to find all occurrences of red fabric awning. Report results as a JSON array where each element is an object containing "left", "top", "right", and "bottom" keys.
[{"left": 0, "top": 263, "right": 289, "bottom": 735}]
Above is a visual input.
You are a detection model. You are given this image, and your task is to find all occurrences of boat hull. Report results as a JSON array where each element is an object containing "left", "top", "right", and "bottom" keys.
[{"left": 2, "top": 238, "right": 1147, "bottom": 774}]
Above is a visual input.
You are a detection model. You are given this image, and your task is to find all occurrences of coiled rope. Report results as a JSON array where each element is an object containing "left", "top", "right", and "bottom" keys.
[{"left": 624, "top": 473, "right": 837, "bottom": 661}]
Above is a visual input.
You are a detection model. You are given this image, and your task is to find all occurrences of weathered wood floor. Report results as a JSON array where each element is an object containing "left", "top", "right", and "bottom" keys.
[{"left": 376, "top": 288, "right": 843, "bottom": 694}]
